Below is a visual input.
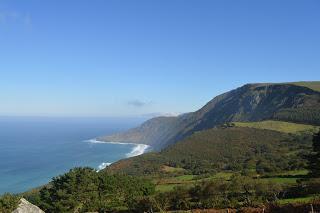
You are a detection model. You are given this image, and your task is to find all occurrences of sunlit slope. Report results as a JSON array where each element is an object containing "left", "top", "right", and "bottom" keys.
[
  {"left": 290, "top": 81, "right": 320, "bottom": 92},
  {"left": 233, "top": 120, "right": 320, "bottom": 134}
]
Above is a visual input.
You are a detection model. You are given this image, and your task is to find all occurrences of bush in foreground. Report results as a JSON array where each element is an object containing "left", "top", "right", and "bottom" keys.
[
  {"left": 0, "top": 193, "right": 20, "bottom": 213},
  {"left": 35, "top": 167, "right": 155, "bottom": 212}
]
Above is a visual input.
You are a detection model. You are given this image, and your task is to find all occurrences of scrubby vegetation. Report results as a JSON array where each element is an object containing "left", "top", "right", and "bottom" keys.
[
  {"left": 107, "top": 127, "right": 312, "bottom": 176},
  {"left": 0, "top": 193, "right": 20, "bottom": 213},
  {"left": 273, "top": 107, "right": 320, "bottom": 126},
  {"left": 25, "top": 167, "right": 155, "bottom": 213},
  {"left": 307, "top": 131, "right": 320, "bottom": 177}
]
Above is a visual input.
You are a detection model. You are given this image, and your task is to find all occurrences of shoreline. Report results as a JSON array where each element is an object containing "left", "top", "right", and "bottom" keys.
[{"left": 85, "top": 139, "right": 151, "bottom": 171}]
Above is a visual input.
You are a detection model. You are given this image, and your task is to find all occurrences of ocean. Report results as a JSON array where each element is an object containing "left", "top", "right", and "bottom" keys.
[{"left": 0, "top": 116, "right": 147, "bottom": 194}]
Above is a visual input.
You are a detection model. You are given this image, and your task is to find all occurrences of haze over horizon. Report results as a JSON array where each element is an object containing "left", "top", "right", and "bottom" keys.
[{"left": 1, "top": 0, "right": 320, "bottom": 117}]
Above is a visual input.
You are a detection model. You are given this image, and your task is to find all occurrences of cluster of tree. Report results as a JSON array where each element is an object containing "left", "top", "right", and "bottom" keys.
[
  {"left": 274, "top": 107, "right": 320, "bottom": 125},
  {"left": 307, "top": 131, "right": 320, "bottom": 177},
  {"left": 26, "top": 167, "right": 155, "bottom": 212},
  {"left": 133, "top": 176, "right": 283, "bottom": 212},
  {"left": 0, "top": 193, "right": 20, "bottom": 213},
  {"left": 164, "top": 127, "right": 313, "bottom": 175},
  {"left": 283, "top": 131, "right": 320, "bottom": 199}
]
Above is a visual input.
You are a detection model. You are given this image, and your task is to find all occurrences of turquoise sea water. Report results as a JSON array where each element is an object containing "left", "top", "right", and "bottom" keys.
[{"left": 0, "top": 117, "right": 145, "bottom": 194}]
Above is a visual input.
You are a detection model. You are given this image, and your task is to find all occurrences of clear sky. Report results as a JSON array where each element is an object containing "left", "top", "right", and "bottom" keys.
[{"left": 0, "top": 0, "right": 319, "bottom": 117}]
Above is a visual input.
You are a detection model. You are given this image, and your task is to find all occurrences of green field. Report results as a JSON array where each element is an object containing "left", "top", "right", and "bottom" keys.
[
  {"left": 278, "top": 195, "right": 319, "bottom": 205},
  {"left": 155, "top": 173, "right": 228, "bottom": 192},
  {"left": 175, "top": 175, "right": 195, "bottom": 181},
  {"left": 155, "top": 170, "right": 308, "bottom": 192},
  {"left": 207, "top": 172, "right": 233, "bottom": 180},
  {"left": 161, "top": 165, "right": 186, "bottom": 173},
  {"left": 233, "top": 120, "right": 319, "bottom": 134},
  {"left": 156, "top": 184, "right": 179, "bottom": 192},
  {"left": 262, "top": 177, "right": 299, "bottom": 184},
  {"left": 291, "top": 81, "right": 320, "bottom": 92},
  {"left": 260, "top": 170, "right": 308, "bottom": 184},
  {"left": 276, "top": 169, "right": 308, "bottom": 176}
]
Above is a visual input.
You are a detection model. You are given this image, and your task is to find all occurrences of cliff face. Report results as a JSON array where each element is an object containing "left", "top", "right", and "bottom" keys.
[
  {"left": 12, "top": 198, "right": 44, "bottom": 213},
  {"left": 98, "top": 116, "right": 179, "bottom": 146},
  {"left": 99, "top": 83, "right": 320, "bottom": 150}
]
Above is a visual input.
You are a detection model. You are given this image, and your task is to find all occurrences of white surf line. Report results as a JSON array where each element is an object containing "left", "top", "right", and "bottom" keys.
[
  {"left": 125, "top": 144, "right": 150, "bottom": 158},
  {"left": 84, "top": 139, "right": 151, "bottom": 171},
  {"left": 85, "top": 139, "right": 138, "bottom": 145},
  {"left": 97, "top": 162, "right": 112, "bottom": 171}
]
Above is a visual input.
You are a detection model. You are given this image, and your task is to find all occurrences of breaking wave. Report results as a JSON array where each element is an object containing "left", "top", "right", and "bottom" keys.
[
  {"left": 126, "top": 144, "right": 150, "bottom": 158},
  {"left": 97, "top": 162, "right": 111, "bottom": 171},
  {"left": 85, "top": 139, "right": 134, "bottom": 145},
  {"left": 85, "top": 139, "right": 150, "bottom": 170}
]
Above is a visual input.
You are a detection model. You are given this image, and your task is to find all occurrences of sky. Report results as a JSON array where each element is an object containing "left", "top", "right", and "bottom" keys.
[{"left": 0, "top": 0, "right": 319, "bottom": 117}]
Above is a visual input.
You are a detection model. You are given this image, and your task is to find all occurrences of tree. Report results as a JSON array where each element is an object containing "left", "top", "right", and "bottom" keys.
[
  {"left": 0, "top": 193, "right": 20, "bottom": 213},
  {"left": 37, "top": 167, "right": 155, "bottom": 212},
  {"left": 169, "top": 186, "right": 190, "bottom": 210},
  {"left": 308, "top": 131, "right": 320, "bottom": 178},
  {"left": 152, "top": 193, "right": 170, "bottom": 212},
  {"left": 39, "top": 167, "right": 99, "bottom": 212}
]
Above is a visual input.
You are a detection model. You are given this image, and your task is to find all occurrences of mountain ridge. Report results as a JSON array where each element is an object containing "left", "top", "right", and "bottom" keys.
[{"left": 98, "top": 82, "right": 320, "bottom": 150}]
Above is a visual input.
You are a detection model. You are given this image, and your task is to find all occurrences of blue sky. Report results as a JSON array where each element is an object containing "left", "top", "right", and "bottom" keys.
[{"left": 0, "top": 0, "right": 319, "bottom": 117}]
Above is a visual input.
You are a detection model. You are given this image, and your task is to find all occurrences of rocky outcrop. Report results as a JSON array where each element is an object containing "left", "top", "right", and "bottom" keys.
[{"left": 12, "top": 198, "right": 44, "bottom": 213}]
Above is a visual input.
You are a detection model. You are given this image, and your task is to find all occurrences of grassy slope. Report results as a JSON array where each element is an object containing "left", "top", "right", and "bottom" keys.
[
  {"left": 290, "top": 81, "right": 320, "bottom": 92},
  {"left": 233, "top": 120, "right": 319, "bottom": 134},
  {"left": 162, "top": 127, "right": 309, "bottom": 172},
  {"left": 155, "top": 172, "right": 233, "bottom": 192},
  {"left": 155, "top": 170, "right": 308, "bottom": 193},
  {"left": 278, "top": 196, "right": 318, "bottom": 205},
  {"left": 106, "top": 123, "right": 316, "bottom": 204},
  {"left": 107, "top": 127, "right": 311, "bottom": 176}
]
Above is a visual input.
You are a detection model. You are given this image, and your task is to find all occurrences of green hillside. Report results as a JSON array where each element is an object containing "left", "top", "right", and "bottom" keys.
[
  {"left": 10, "top": 82, "right": 320, "bottom": 213},
  {"left": 107, "top": 127, "right": 313, "bottom": 176},
  {"left": 233, "top": 120, "right": 320, "bottom": 134},
  {"left": 290, "top": 81, "right": 320, "bottom": 92},
  {"left": 20, "top": 129, "right": 320, "bottom": 213},
  {"left": 100, "top": 82, "right": 320, "bottom": 150}
]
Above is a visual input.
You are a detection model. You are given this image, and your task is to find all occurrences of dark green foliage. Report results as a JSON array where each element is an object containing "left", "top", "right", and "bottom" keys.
[
  {"left": 108, "top": 127, "right": 312, "bottom": 175},
  {"left": 106, "top": 152, "right": 167, "bottom": 176},
  {"left": 135, "top": 176, "right": 283, "bottom": 211},
  {"left": 164, "top": 127, "right": 292, "bottom": 174},
  {"left": 286, "top": 178, "right": 320, "bottom": 198},
  {"left": 38, "top": 167, "right": 99, "bottom": 212},
  {"left": 193, "top": 176, "right": 282, "bottom": 208},
  {"left": 166, "top": 186, "right": 191, "bottom": 210},
  {"left": 308, "top": 131, "right": 320, "bottom": 178},
  {"left": 273, "top": 107, "right": 320, "bottom": 126},
  {"left": 266, "top": 200, "right": 320, "bottom": 213},
  {"left": 0, "top": 193, "right": 20, "bottom": 213},
  {"left": 36, "top": 167, "right": 155, "bottom": 212}
]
